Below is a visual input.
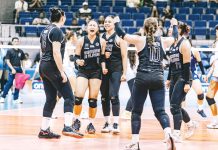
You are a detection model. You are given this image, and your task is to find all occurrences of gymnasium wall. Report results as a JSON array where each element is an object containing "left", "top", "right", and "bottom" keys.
[{"left": 0, "top": 0, "right": 16, "bottom": 23}]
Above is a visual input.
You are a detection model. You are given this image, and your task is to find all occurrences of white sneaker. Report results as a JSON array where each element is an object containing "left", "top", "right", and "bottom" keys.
[
  {"left": 125, "top": 142, "right": 140, "bottom": 150},
  {"left": 121, "top": 110, "right": 131, "bottom": 120},
  {"left": 185, "top": 121, "right": 198, "bottom": 139},
  {"left": 172, "top": 132, "right": 182, "bottom": 143},
  {"left": 101, "top": 122, "right": 111, "bottom": 133},
  {"left": 207, "top": 122, "right": 218, "bottom": 129},
  {"left": 0, "top": 97, "right": 5, "bottom": 103},
  {"left": 13, "top": 99, "right": 23, "bottom": 104},
  {"left": 112, "top": 123, "right": 120, "bottom": 134}
]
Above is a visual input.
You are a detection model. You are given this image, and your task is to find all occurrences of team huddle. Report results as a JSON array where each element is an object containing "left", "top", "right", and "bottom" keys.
[{"left": 37, "top": 7, "right": 218, "bottom": 150}]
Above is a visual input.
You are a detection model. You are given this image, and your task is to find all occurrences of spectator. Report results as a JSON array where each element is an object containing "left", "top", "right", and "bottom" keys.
[
  {"left": 32, "top": 11, "right": 50, "bottom": 25},
  {"left": 127, "top": 0, "right": 140, "bottom": 8},
  {"left": 31, "top": 52, "right": 40, "bottom": 68},
  {"left": 161, "top": 5, "right": 173, "bottom": 22},
  {"left": 150, "top": 5, "right": 159, "bottom": 19},
  {"left": 28, "top": 0, "right": 44, "bottom": 12},
  {"left": 71, "top": 18, "right": 82, "bottom": 36},
  {"left": 77, "top": 1, "right": 92, "bottom": 20},
  {"left": 0, "top": 37, "right": 26, "bottom": 104},
  {"left": 0, "top": 41, "right": 8, "bottom": 92},
  {"left": 14, "top": 0, "right": 29, "bottom": 23},
  {"left": 23, "top": 53, "right": 32, "bottom": 69},
  {"left": 98, "top": 15, "right": 105, "bottom": 34}
]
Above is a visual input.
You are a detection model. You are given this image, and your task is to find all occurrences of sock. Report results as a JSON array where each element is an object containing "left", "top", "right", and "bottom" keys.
[
  {"left": 64, "top": 112, "right": 73, "bottom": 127},
  {"left": 212, "top": 116, "right": 218, "bottom": 124},
  {"left": 104, "top": 116, "right": 110, "bottom": 124},
  {"left": 164, "top": 127, "right": 172, "bottom": 139},
  {"left": 89, "top": 118, "right": 94, "bottom": 124},
  {"left": 198, "top": 104, "right": 204, "bottom": 111},
  {"left": 113, "top": 116, "right": 119, "bottom": 124},
  {"left": 41, "top": 117, "right": 51, "bottom": 130},
  {"left": 132, "top": 134, "right": 139, "bottom": 143}
]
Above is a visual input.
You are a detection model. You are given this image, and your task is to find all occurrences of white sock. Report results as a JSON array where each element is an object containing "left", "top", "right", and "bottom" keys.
[
  {"left": 104, "top": 116, "right": 110, "bottom": 124},
  {"left": 64, "top": 112, "right": 73, "bottom": 127},
  {"left": 164, "top": 127, "right": 172, "bottom": 139},
  {"left": 89, "top": 118, "right": 94, "bottom": 124},
  {"left": 113, "top": 116, "right": 119, "bottom": 124},
  {"left": 174, "top": 130, "right": 181, "bottom": 135},
  {"left": 41, "top": 117, "right": 51, "bottom": 130},
  {"left": 132, "top": 134, "right": 139, "bottom": 143},
  {"left": 198, "top": 104, "right": 204, "bottom": 111},
  {"left": 212, "top": 116, "right": 218, "bottom": 124}
]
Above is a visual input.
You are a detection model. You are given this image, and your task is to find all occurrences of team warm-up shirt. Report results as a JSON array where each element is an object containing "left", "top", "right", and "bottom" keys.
[{"left": 5, "top": 48, "right": 25, "bottom": 67}]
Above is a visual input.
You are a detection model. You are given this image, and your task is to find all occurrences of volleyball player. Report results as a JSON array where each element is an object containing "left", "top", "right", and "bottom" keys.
[
  {"left": 121, "top": 50, "right": 138, "bottom": 120},
  {"left": 205, "top": 25, "right": 218, "bottom": 129},
  {"left": 165, "top": 22, "right": 197, "bottom": 142},
  {"left": 100, "top": 16, "right": 127, "bottom": 134},
  {"left": 72, "top": 20, "right": 107, "bottom": 134},
  {"left": 38, "top": 7, "right": 83, "bottom": 139},
  {"left": 114, "top": 16, "right": 177, "bottom": 150}
]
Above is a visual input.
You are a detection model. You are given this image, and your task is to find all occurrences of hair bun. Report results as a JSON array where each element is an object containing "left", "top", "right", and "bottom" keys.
[{"left": 49, "top": 7, "right": 58, "bottom": 14}]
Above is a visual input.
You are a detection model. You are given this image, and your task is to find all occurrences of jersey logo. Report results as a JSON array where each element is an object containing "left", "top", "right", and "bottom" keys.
[
  {"left": 96, "top": 42, "right": 99, "bottom": 46},
  {"left": 109, "top": 39, "right": 113, "bottom": 42},
  {"left": 18, "top": 53, "right": 21, "bottom": 57}
]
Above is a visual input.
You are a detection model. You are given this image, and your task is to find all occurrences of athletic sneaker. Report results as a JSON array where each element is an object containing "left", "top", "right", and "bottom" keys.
[
  {"left": 166, "top": 134, "right": 176, "bottom": 150},
  {"left": 13, "top": 98, "right": 23, "bottom": 104},
  {"left": 72, "top": 119, "right": 81, "bottom": 131},
  {"left": 0, "top": 97, "right": 5, "bottom": 103},
  {"left": 86, "top": 123, "right": 96, "bottom": 134},
  {"left": 197, "top": 109, "right": 207, "bottom": 118},
  {"left": 207, "top": 122, "right": 218, "bottom": 129},
  {"left": 185, "top": 121, "right": 198, "bottom": 139},
  {"left": 125, "top": 142, "right": 140, "bottom": 150},
  {"left": 101, "top": 122, "right": 111, "bottom": 133},
  {"left": 62, "top": 125, "right": 84, "bottom": 138},
  {"left": 172, "top": 132, "right": 182, "bottom": 143},
  {"left": 38, "top": 128, "right": 61, "bottom": 139},
  {"left": 112, "top": 123, "right": 120, "bottom": 134},
  {"left": 121, "top": 110, "right": 131, "bottom": 120}
]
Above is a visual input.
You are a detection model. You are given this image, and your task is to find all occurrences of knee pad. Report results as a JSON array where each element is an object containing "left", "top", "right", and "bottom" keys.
[
  {"left": 197, "top": 94, "right": 204, "bottom": 100},
  {"left": 88, "top": 98, "right": 97, "bottom": 108},
  {"left": 206, "top": 96, "right": 216, "bottom": 106},
  {"left": 111, "top": 96, "right": 120, "bottom": 105},
  {"left": 170, "top": 104, "right": 181, "bottom": 115},
  {"left": 75, "top": 97, "right": 83, "bottom": 105}
]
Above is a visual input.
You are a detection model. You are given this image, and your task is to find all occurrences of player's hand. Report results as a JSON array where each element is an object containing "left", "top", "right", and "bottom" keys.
[
  {"left": 120, "top": 74, "right": 126, "bottom": 82},
  {"left": 102, "top": 68, "right": 108, "bottom": 75},
  {"left": 12, "top": 69, "right": 16, "bottom": 74},
  {"left": 76, "top": 59, "right": 85, "bottom": 66},
  {"left": 165, "top": 80, "right": 170, "bottom": 89},
  {"left": 61, "top": 71, "right": 67, "bottom": 83},
  {"left": 113, "top": 16, "right": 121, "bottom": 23},
  {"left": 184, "top": 84, "right": 190, "bottom": 93}
]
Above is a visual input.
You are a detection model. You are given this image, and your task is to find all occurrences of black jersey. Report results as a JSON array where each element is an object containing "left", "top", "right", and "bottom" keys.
[
  {"left": 137, "top": 36, "right": 164, "bottom": 73},
  {"left": 40, "top": 24, "right": 65, "bottom": 62},
  {"left": 79, "top": 36, "right": 102, "bottom": 71},
  {"left": 102, "top": 32, "right": 122, "bottom": 72},
  {"left": 168, "top": 37, "right": 184, "bottom": 76}
]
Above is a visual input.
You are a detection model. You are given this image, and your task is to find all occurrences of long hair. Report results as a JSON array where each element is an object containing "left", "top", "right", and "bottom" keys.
[
  {"left": 128, "top": 50, "right": 137, "bottom": 69},
  {"left": 178, "top": 21, "right": 190, "bottom": 36},
  {"left": 143, "top": 17, "right": 158, "bottom": 46}
]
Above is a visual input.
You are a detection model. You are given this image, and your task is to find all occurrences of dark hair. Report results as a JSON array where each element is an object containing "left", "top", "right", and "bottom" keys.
[
  {"left": 178, "top": 21, "right": 190, "bottom": 36},
  {"left": 66, "top": 31, "right": 75, "bottom": 41},
  {"left": 128, "top": 50, "right": 137, "bottom": 69},
  {"left": 215, "top": 25, "right": 218, "bottom": 30},
  {"left": 12, "top": 37, "right": 19, "bottom": 42},
  {"left": 144, "top": 17, "right": 158, "bottom": 46},
  {"left": 0, "top": 41, "right": 3, "bottom": 45},
  {"left": 50, "top": 7, "right": 65, "bottom": 22}
]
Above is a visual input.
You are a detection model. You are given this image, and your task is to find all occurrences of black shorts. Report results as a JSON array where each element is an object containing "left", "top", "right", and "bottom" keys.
[{"left": 77, "top": 69, "right": 102, "bottom": 80}]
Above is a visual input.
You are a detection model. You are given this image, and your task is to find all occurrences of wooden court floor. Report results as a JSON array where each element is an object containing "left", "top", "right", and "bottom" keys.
[{"left": 0, "top": 103, "right": 218, "bottom": 150}]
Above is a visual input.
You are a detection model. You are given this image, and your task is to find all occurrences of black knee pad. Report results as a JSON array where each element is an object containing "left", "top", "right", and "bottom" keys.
[
  {"left": 197, "top": 93, "right": 204, "bottom": 100},
  {"left": 206, "top": 96, "right": 216, "bottom": 106},
  {"left": 75, "top": 97, "right": 83, "bottom": 105},
  {"left": 88, "top": 98, "right": 97, "bottom": 108},
  {"left": 111, "top": 96, "right": 120, "bottom": 105},
  {"left": 170, "top": 104, "right": 181, "bottom": 115}
]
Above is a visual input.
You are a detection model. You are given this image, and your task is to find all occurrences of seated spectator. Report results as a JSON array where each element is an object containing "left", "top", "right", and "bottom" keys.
[
  {"left": 14, "top": 0, "right": 28, "bottom": 23},
  {"left": 23, "top": 53, "right": 32, "bottom": 69},
  {"left": 98, "top": 15, "right": 105, "bottom": 34},
  {"left": 28, "top": 0, "right": 44, "bottom": 12},
  {"left": 150, "top": 5, "right": 159, "bottom": 19},
  {"left": 161, "top": 5, "right": 173, "bottom": 22},
  {"left": 32, "top": 11, "right": 50, "bottom": 25},
  {"left": 70, "top": 18, "right": 82, "bottom": 37},
  {"left": 126, "top": 0, "right": 140, "bottom": 8},
  {"left": 77, "top": 2, "right": 92, "bottom": 20}
]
